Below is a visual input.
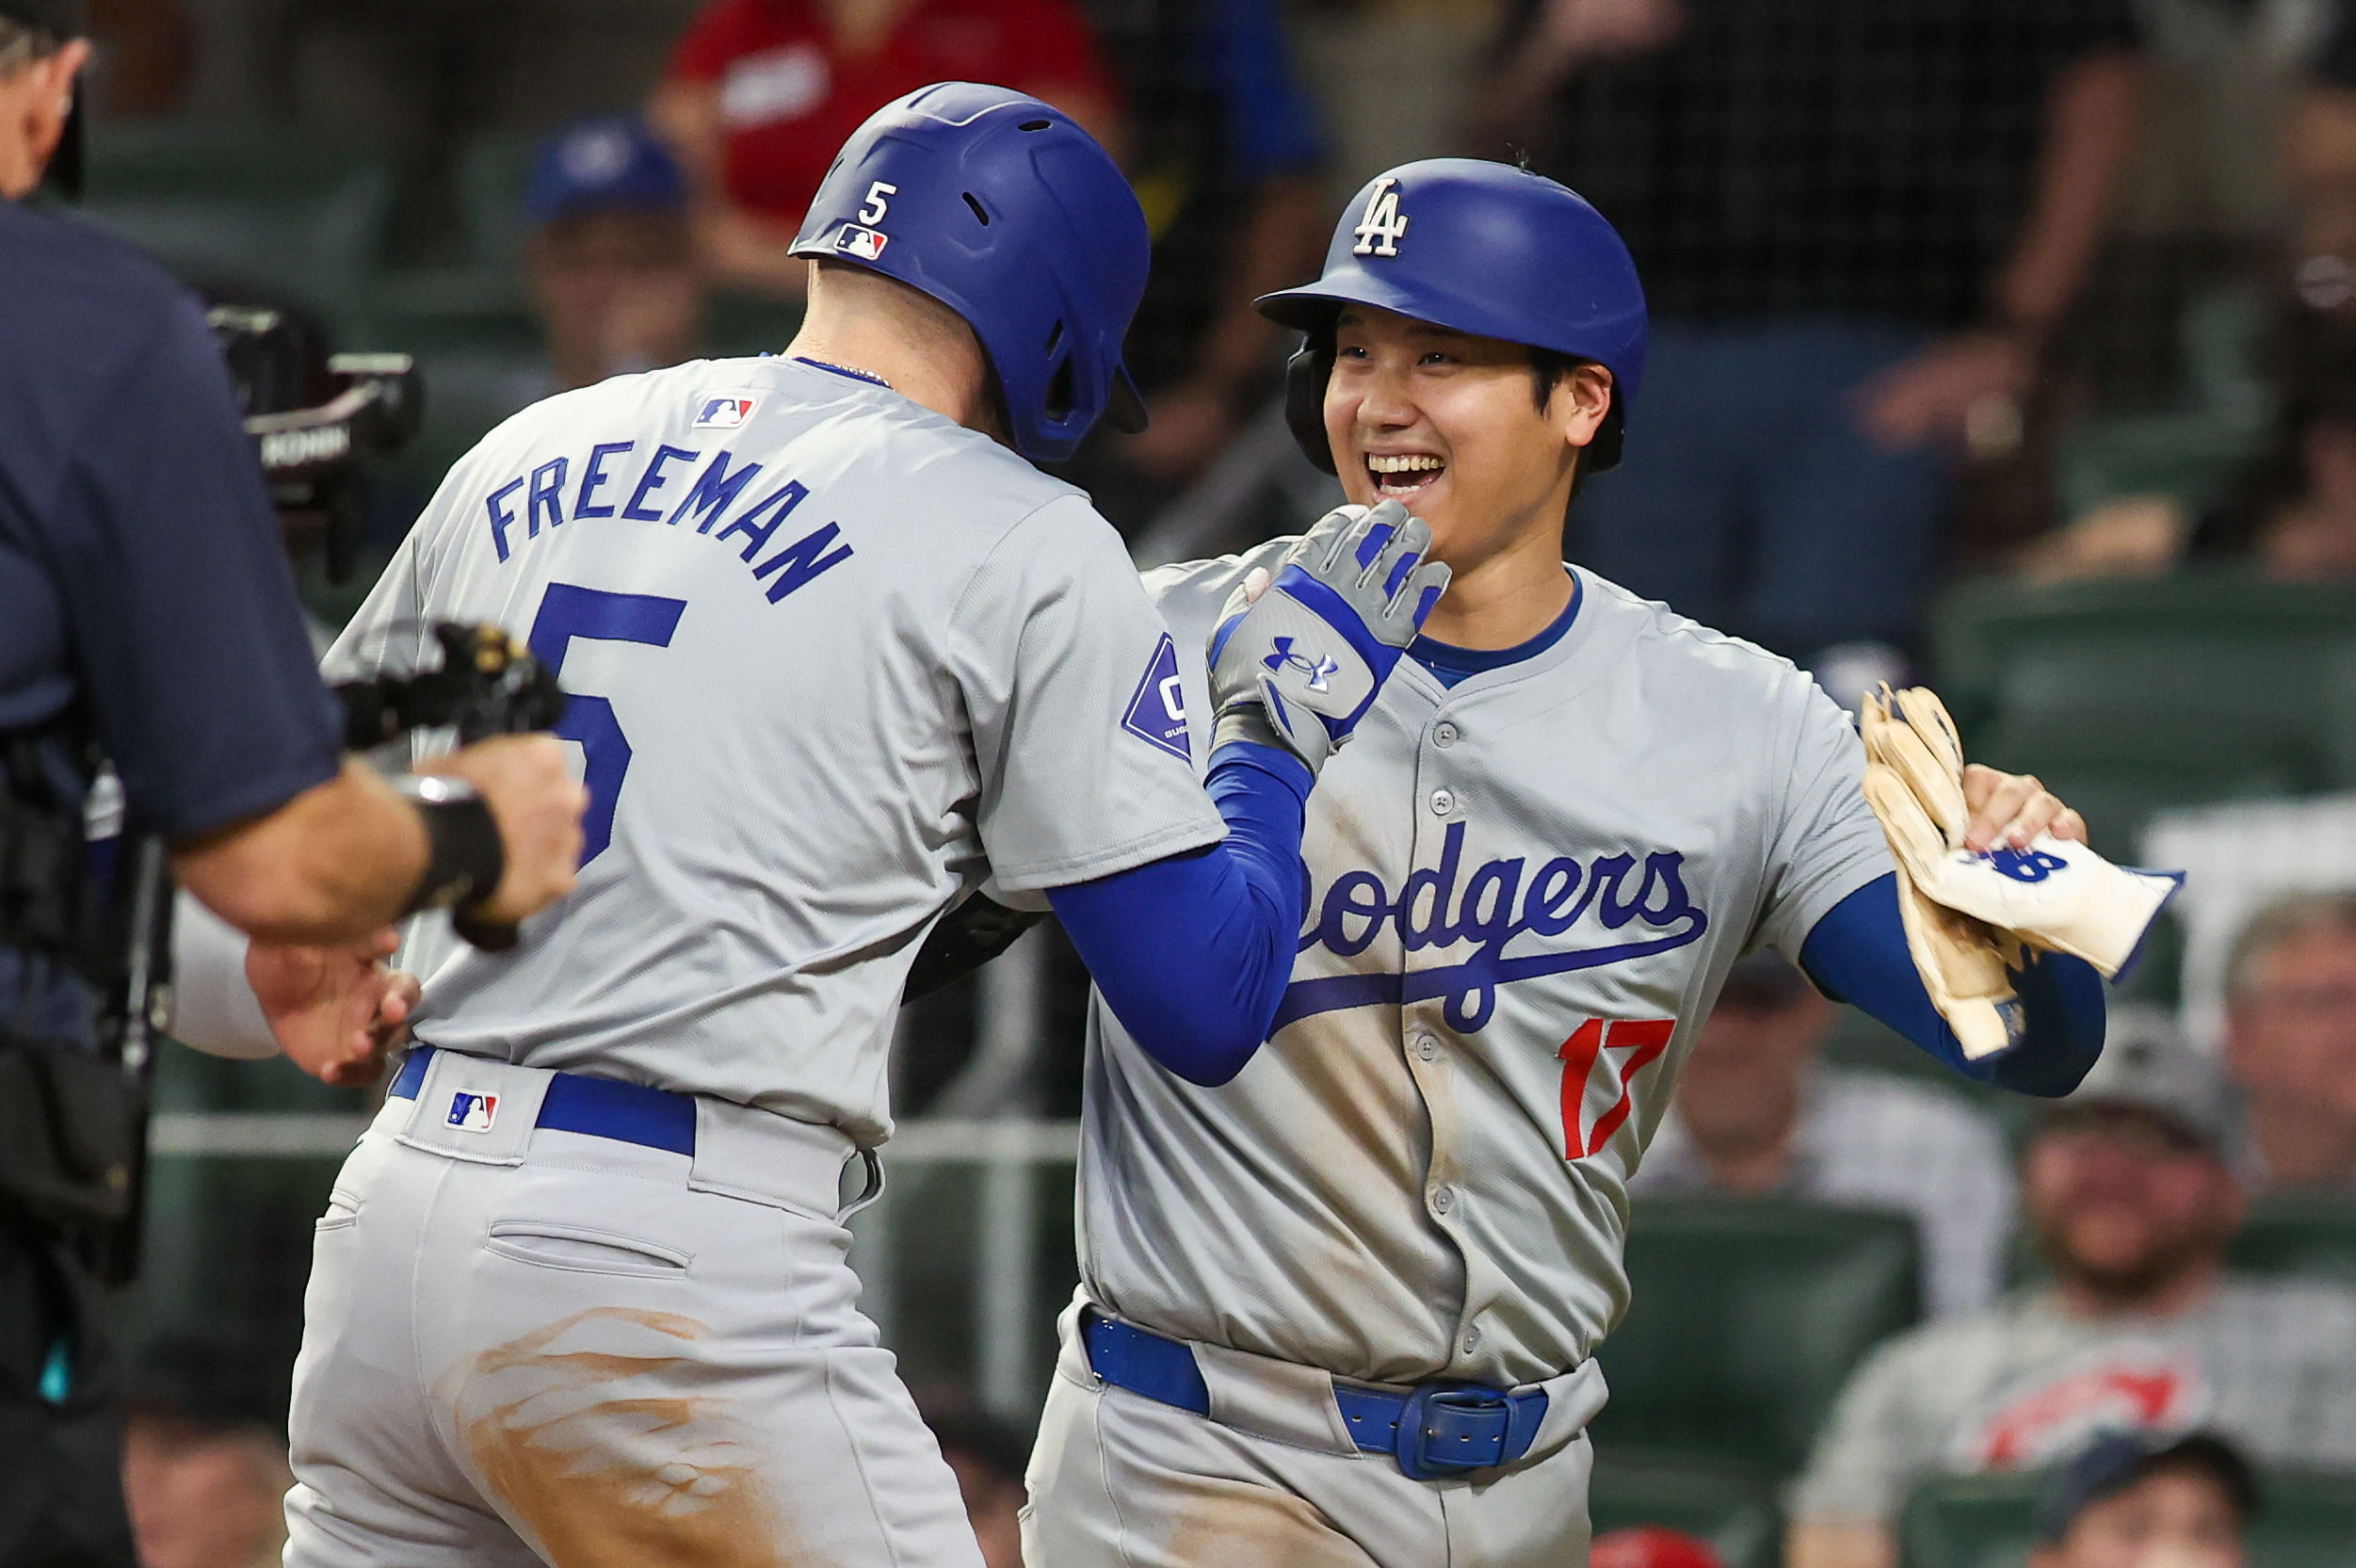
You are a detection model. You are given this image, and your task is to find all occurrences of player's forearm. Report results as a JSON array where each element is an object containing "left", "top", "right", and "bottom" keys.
[
  {"left": 1798, "top": 874, "right": 2104, "bottom": 1096},
  {"left": 172, "top": 759, "right": 428, "bottom": 945},
  {"left": 1050, "top": 743, "right": 1310, "bottom": 1086},
  {"left": 1990, "top": 51, "right": 2145, "bottom": 336}
]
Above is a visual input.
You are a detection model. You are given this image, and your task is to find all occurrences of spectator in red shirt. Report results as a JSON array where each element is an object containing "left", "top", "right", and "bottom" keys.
[{"left": 648, "top": 0, "right": 1122, "bottom": 297}]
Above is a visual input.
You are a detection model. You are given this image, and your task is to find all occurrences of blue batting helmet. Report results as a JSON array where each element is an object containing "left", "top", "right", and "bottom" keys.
[
  {"left": 1257, "top": 158, "right": 1647, "bottom": 474},
  {"left": 791, "top": 82, "right": 1149, "bottom": 464}
]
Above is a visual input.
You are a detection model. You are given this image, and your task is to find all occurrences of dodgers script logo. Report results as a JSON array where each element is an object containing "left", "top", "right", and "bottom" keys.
[
  {"left": 447, "top": 1091, "right": 498, "bottom": 1133},
  {"left": 1281, "top": 821, "right": 1709, "bottom": 1031},
  {"left": 1265, "top": 637, "right": 1340, "bottom": 694}
]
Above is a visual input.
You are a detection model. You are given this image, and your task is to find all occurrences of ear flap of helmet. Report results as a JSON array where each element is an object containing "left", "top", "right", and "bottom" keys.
[{"left": 1284, "top": 335, "right": 1335, "bottom": 475}]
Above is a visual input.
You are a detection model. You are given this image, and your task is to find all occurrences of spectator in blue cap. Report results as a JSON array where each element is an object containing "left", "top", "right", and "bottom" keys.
[
  {"left": 524, "top": 115, "right": 703, "bottom": 392},
  {"left": 2028, "top": 1431, "right": 2255, "bottom": 1568}
]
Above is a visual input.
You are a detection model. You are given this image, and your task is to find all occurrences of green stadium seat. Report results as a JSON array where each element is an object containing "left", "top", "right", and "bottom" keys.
[
  {"left": 1590, "top": 1201, "right": 1921, "bottom": 1476},
  {"left": 1900, "top": 1465, "right": 2356, "bottom": 1568},
  {"left": 1898, "top": 1469, "right": 2041, "bottom": 1568},
  {"left": 2055, "top": 411, "right": 2267, "bottom": 522},
  {"left": 1929, "top": 575, "right": 2356, "bottom": 858},
  {"left": 2229, "top": 1193, "right": 2356, "bottom": 1286},
  {"left": 1589, "top": 1447, "right": 1783, "bottom": 1568},
  {"left": 79, "top": 121, "right": 395, "bottom": 313}
]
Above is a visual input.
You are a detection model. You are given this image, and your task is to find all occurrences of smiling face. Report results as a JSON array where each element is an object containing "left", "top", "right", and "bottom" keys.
[{"left": 1323, "top": 305, "right": 1611, "bottom": 577}]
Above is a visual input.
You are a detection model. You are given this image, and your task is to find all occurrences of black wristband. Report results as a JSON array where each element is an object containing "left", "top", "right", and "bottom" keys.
[{"left": 393, "top": 775, "right": 505, "bottom": 918}]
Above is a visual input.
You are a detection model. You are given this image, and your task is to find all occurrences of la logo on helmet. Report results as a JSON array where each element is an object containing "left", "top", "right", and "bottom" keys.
[{"left": 1352, "top": 177, "right": 1409, "bottom": 258}]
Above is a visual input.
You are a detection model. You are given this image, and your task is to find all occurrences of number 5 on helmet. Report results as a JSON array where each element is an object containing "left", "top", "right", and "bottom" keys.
[{"left": 1206, "top": 499, "right": 1449, "bottom": 778}]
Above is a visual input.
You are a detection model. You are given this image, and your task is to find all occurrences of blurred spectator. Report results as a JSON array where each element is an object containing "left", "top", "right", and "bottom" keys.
[
  {"left": 1785, "top": 1027, "right": 2356, "bottom": 1568},
  {"left": 523, "top": 115, "right": 703, "bottom": 394},
  {"left": 1467, "top": 0, "right": 2146, "bottom": 671},
  {"left": 2221, "top": 892, "right": 2356, "bottom": 1191},
  {"left": 1590, "top": 1525, "right": 1729, "bottom": 1568},
  {"left": 121, "top": 1338, "right": 293, "bottom": 1568},
  {"left": 647, "top": 0, "right": 1121, "bottom": 298},
  {"left": 1087, "top": 0, "right": 1331, "bottom": 492},
  {"left": 2022, "top": 366, "right": 2356, "bottom": 582},
  {"left": 1288, "top": 0, "right": 1496, "bottom": 195},
  {"left": 924, "top": 1407, "right": 1027, "bottom": 1568},
  {"left": 1630, "top": 953, "right": 2016, "bottom": 1319},
  {"left": 2029, "top": 1431, "right": 2256, "bottom": 1568}
]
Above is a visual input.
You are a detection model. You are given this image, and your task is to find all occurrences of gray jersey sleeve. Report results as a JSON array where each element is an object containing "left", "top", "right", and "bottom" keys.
[
  {"left": 1755, "top": 682, "right": 1894, "bottom": 960},
  {"left": 320, "top": 526, "right": 432, "bottom": 689},
  {"left": 950, "top": 494, "right": 1226, "bottom": 892}
]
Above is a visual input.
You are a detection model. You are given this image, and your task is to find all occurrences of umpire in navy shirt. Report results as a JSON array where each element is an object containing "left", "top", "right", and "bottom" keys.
[{"left": 0, "top": 5, "right": 587, "bottom": 1561}]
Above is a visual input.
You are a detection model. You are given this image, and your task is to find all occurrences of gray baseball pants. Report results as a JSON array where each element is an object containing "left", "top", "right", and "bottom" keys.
[
  {"left": 281, "top": 1050, "right": 984, "bottom": 1568},
  {"left": 1023, "top": 1301, "right": 1606, "bottom": 1568}
]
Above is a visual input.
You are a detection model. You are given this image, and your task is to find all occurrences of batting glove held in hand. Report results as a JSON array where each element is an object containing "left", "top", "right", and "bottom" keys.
[
  {"left": 1207, "top": 500, "right": 1449, "bottom": 776},
  {"left": 1861, "top": 685, "right": 2182, "bottom": 1059}
]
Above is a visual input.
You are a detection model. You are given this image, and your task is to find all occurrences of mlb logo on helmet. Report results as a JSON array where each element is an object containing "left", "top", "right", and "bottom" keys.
[
  {"left": 695, "top": 396, "right": 757, "bottom": 428},
  {"left": 835, "top": 225, "right": 890, "bottom": 262},
  {"left": 447, "top": 1091, "right": 498, "bottom": 1133}
]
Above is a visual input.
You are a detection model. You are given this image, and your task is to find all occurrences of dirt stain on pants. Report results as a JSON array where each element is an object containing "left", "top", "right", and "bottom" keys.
[{"left": 455, "top": 1306, "right": 795, "bottom": 1568}]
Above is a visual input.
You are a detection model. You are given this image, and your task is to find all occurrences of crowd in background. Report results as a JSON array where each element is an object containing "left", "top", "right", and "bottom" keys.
[{"left": 45, "top": 2, "right": 2356, "bottom": 1566}]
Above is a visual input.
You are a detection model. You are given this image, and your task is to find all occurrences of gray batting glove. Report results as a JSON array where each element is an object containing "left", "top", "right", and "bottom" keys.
[{"left": 1207, "top": 500, "right": 1450, "bottom": 777}]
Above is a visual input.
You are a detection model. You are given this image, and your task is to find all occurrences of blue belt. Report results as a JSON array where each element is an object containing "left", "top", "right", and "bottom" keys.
[
  {"left": 1080, "top": 1309, "right": 1547, "bottom": 1481},
  {"left": 389, "top": 1046, "right": 696, "bottom": 1156}
]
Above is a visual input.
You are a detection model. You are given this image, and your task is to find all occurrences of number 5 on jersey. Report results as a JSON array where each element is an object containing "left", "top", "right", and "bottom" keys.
[
  {"left": 527, "top": 582, "right": 686, "bottom": 865},
  {"left": 1557, "top": 1016, "right": 1675, "bottom": 1160}
]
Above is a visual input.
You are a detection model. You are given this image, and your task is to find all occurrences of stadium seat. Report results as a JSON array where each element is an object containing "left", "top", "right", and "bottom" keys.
[
  {"left": 1589, "top": 1447, "right": 1783, "bottom": 1568},
  {"left": 1900, "top": 1466, "right": 2356, "bottom": 1568},
  {"left": 1590, "top": 1201, "right": 1921, "bottom": 1475},
  {"left": 1898, "top": 1470, "right": 2041, "bottom": 1568},
  {"left": 2229, "top": 1192, "right": 2356, "bottom": 1286},
  {"left": 1929, "top": 575, "right": 2356, "bottom": 858},
  {"left": 79, "top": 121, "right": 395, "bottom": 313}
]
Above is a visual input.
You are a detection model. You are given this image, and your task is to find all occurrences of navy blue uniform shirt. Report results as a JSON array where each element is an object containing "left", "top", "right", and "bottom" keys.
[{"left": 0, "top": 201, "right": 341, "bottom": 1020}]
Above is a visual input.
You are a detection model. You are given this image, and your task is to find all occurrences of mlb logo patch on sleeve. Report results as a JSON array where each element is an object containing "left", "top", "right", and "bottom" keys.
[
  {"left": 695, "top": 396, "right": 757, "bottom": 428},
  {"left": 1122, "top": 635, "right": 1191, "bottom": 762},
  {"left": 447, "top": 1091, "right": 499, "bottom": 1133}
]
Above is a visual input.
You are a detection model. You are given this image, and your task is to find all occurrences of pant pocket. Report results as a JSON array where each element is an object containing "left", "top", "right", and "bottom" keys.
[{"left": 482, "top": 1219, "right": 692, "bottom": 1277}]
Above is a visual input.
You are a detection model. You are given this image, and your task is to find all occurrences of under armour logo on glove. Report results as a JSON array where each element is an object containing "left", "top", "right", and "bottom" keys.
[
  {"left": 1265, "top": 638, "right": 1341, "bottom": 693},
  {"left": 1207, "top": 499, "right": 1449, "bottom": 778}
]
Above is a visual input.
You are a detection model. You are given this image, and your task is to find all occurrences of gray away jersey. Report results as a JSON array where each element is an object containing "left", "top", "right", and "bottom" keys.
[
  {"left": 329, "top": 358, "right": 1223, "bottom": 1144},
  {"left": 1078, "top": 542, "right": 1893, "bottom": 1388}
]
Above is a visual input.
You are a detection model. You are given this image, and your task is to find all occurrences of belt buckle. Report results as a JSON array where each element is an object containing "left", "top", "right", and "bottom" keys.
[{"left": 1392, "top": 1383, "right": 1511, "bottom": 1481}]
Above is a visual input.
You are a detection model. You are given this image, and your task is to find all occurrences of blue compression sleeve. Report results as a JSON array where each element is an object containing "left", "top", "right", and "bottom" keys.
[
  {"left": 1798, "top": 873, "right": 2106, "bottom": 1097},
  {"left": 1047, "top": 742, "right": 1312, "bottom": 1087}
]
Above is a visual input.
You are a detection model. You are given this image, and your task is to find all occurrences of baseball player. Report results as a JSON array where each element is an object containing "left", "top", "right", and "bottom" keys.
[
  {"left": 1025, "top": 160, "right": 2175, "bottom": 1568},
  {"left": 266, "top": 86, "right": 1444, "bottom": 1568}
]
